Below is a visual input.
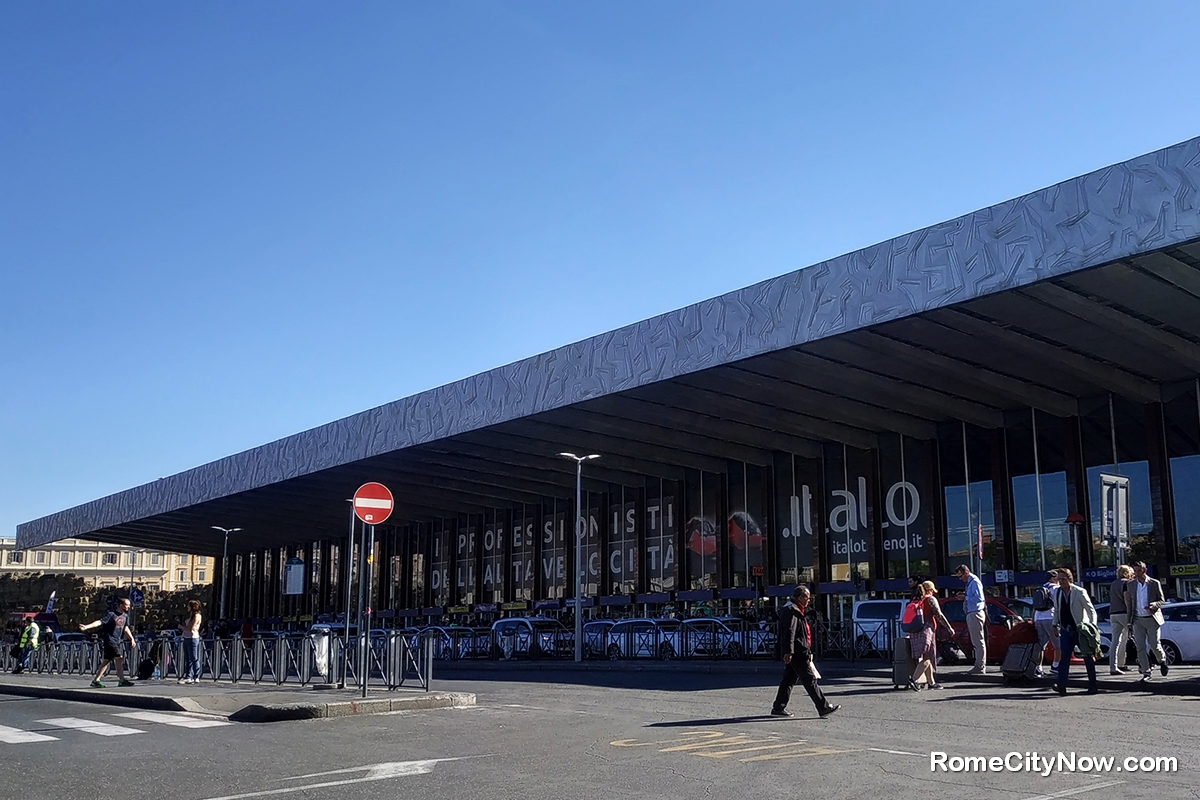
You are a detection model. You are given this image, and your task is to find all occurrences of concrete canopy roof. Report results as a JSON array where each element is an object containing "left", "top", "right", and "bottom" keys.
[{"left": 18, "top": 136, "right": 1200, "bottom": 556}]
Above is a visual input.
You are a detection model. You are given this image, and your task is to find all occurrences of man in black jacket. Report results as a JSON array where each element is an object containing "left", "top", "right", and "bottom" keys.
[{"left": 771, "top": 585, "right": 840, "bottom": 718}]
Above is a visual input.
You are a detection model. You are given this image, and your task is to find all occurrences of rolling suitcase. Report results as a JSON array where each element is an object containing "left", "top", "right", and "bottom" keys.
[
  {"left": 893, "top": 637, "right": 915, "bottom": 688},
  {"left": 1000, "top": 642, "right": 1040, "bottom": 684}
]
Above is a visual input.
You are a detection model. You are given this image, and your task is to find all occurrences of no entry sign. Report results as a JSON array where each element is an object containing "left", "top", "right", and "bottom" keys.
[{"left": 353, "top": 482, "right": 394, "bottom": 525}]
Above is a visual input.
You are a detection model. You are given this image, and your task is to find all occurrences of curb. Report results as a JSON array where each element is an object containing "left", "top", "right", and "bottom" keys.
[
  {"left": 229, "top": 691, "right": 476, "bottom": 723},
  {"left": 0, "top": 683, "right": 189, "bottom": 711}
]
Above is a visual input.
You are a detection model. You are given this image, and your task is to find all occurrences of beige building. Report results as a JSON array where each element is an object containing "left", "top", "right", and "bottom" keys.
[{"left": 0, "top": 537, "right": 211, "bottom": 591}]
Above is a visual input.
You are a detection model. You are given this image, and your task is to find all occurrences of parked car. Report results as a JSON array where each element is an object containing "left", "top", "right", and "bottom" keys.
[
  {"left": 851, "top": 599, "right": 907, "bottom": 656},
  {"left": 1158, "top": 601, "right": 1200, "bottom": 664},
  {"left": 490, "top": 617, "right": 572, "bottom": 659},
  {"left": 606, "top": 618, "right": 679, "bottom": 660},
  {"left": 582, "top": 620, "right": 615, "bottom": 659},
  {"left": 938, "top": 596, "right": 1038, "bottom": 665},
  {"left": 714, "top": 617, "right": 777, "bottom": 657},
  {"left": 997, "top": 597, "right": 1034, "bottom": 621},
  {"left": 679, "top": 618, "right": 748, "bottom": 659}
]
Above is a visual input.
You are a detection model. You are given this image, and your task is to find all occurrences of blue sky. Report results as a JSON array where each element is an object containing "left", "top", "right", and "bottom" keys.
[{"left": 3, "top": 2, "right": 1200, "bottom": 542}]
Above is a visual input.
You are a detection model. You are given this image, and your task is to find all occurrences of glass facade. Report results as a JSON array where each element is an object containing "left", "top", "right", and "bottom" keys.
[{"left": 224, "top": 394, "right": 1200, "bottom": 619}]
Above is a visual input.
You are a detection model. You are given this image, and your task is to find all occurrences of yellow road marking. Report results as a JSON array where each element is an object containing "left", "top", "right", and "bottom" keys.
[
  {"left": 741, "top": 747, "right": 861, "bottom": 763},
  {"left": 694, "top": 743, "right": 798, "bottom": 758}
]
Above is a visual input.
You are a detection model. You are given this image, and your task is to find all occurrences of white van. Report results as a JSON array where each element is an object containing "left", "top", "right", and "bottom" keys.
[{"left": 851, "top": 599, "right": 907, "bottom": 655}]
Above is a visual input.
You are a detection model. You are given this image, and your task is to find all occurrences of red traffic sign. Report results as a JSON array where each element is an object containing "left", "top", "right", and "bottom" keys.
[{"left": 353, "top": 482, "right": 394, "bottom": 525}]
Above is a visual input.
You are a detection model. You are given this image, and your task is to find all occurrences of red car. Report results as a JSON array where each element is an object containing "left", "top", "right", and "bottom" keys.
[{"left": 937, "top": 596, "right": 1038, "bottom": 665}]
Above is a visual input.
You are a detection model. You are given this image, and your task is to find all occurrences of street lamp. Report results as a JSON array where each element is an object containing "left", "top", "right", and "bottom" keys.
[
  {"left": 212, "top": 526, "right": 242, "bottom": 621},
  {"left": 559, "top": 452, "right": 600, "bottom": 662}
]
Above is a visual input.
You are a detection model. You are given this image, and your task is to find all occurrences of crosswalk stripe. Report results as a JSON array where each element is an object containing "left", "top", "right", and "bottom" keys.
[
  {"left": 114, "top": 711, "right": 232, "bottom": 729},
  {"left": 0, "top": 724, "right": 59, "bottom": 744},
  {"left": 38, "top": 717, "right": 144, "bottom": 736}
]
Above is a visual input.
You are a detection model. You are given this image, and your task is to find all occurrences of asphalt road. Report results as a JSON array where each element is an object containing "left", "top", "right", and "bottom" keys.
[{"left": 2, "top": 667, "right": 1198, "bottom": 800}]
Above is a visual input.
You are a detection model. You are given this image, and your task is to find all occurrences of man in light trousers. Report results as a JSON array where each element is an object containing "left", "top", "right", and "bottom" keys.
[
  {"left": 1124, "top": 561, "right": 1169, "bottom": 682},
  {"left": 1108, "top": 564, "right": 1134, "bottom": 674},
  {"left": 956, "top": 564, "right": 988, "bottom": 674}
]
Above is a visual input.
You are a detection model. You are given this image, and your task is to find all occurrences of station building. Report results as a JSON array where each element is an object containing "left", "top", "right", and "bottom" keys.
[{"left": 17, "top": 136, "right": 1200, "bottom": 625}]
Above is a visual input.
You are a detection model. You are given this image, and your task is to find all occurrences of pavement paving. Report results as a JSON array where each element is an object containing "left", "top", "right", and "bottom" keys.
[
  {"left": 1, "top": 662, "right": 1196, "bottom": 800},
  {"left": 0, "top": 671, "right": 475, "bottom": 721}
]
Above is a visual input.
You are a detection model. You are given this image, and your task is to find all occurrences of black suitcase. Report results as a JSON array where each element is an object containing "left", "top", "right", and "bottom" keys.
[
  {"left": 1000, "top": 642, "right": 1040, "bottom": 684},
  {"left": 893, "top": 638, "right": 915, "bottom": 688},
  {"left": 136, "top": 658, "right": 156, "bottom": 681}
]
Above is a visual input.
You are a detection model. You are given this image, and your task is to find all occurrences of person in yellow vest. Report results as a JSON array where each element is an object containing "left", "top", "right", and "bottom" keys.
[{"left": 13, "top": 618, "right": 40, "bottom": 674}]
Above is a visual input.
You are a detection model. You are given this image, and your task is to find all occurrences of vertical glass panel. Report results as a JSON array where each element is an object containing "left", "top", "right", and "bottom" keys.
[
  {"left": 430, "top": 519, "right": 452, "bottom": 607},
  {"left": 607, "top": 486, "right": 639, "bottom": 594},
  {"left": 541, "top": 499, "right": 568, "bottom": 599},
  {"left": 511, "top": 506, "right": 536, "bottom": 601},
  {"left": 581, "top": 492, "right": 602, "bottom": 596},
  {"left": 1035, "top": 412, "right": 1073, "bottom": 570},
  {"left": 645, "top": 480, "right": 677, "bottom": 592},
  {"left": 454, "top": 514, "right": 477, "bottom": 605},
  {"left": 684, "top": 471, "right": 719, "bottom": 589},
  {"left": 878, "top": 435, "right": 933, "bottom": 579},
  {"left": 775, "top": 454, "right": 819, "bottom": 584},
  {"left": 1007, "top": 410, "right": 1042, "bottom": 571},
  {"left": 1165, "top": 382, "right": 1200, "bottom": 563},
  {"left": 481, "top": 509, "right": 506, "bottom": 603},
  {"left": 825, "top": 444, "right": 873, "bottom": 584},
  {"left": 407, "top": 523, "right": 426, "bottom": 610},
  {"left": 1082, "top": 396, "right": 1155, "bottom": 566},
  {"left": 965, "top": 424, "right": 998, "bottom": 573},
  {"left": 727, "top": 462, "right": 748, "bottom": 587},
  {"left": 743, "top": 463, "right": 767, "bottom": 587}
]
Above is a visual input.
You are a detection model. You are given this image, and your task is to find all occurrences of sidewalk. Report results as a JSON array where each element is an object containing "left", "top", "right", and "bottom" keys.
[
  {"left": 0, "top": 672, "right": 475, "bottom": 722},
  {"left": 436, "top": 657, "right": 1200, "bottom": 695}
]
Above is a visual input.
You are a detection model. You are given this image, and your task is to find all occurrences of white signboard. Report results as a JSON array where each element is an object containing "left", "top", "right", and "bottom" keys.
[
  {"left": 283, "top": 557, "right": 305, "bottom": 596},
  {"left": 1100, "top": 473, "right": 1130, "bottom": 550}
]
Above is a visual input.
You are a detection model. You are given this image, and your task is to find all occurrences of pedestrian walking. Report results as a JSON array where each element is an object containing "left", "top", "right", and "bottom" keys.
[
  {"left": 955, "top": 564, "right": 988, "bottom": 674},
  {"left": 179, "top": 600, "right": 203, "bottom": 684},
  {"left": 920, "top": 580, "right": 952, "bottom": 669},
  {"left": 904, "top": 584, "right": 938, "bottom": 690},
  {"left": 1051, "top": 569, "right": 1099, "bottom": 695},
  {"left": 12, "top": 618, "right": 40, "bottom": 674},
  {"left": 1124, "top": 561, "right": 1169, "bottom": 682},
  {"left": 771, "top": 586, "right": 840, "bottom": 719},
  {"left": 1032, "top": 570, "right": 1058, "bottom": 677},
  {"left": 79, "top": 598, "right": 137, "bottom": 688},
  {"left": 1108, "top": 565, "right": 1134, "bottom": 674}
]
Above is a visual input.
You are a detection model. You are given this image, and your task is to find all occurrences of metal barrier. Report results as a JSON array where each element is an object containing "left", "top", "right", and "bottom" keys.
[{"left": 0, "top": 633, "right": 431, "bottom": 691}]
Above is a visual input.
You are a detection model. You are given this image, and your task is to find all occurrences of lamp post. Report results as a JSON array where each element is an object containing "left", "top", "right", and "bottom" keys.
[
  {"left": 559, "top": 452, "right": 600, "bottom": 662},
  {"left": 211, "top": 526, "right": 241, "bottom": 622}
]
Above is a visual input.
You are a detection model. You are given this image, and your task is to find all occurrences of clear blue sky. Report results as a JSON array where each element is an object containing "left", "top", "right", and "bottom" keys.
[{"left": 4, "top": 2, "right": 1200, "bottom": 541}]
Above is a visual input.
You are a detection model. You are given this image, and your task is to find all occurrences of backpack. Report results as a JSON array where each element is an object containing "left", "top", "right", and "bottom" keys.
[
  {"left": 900, "top": 601, "right": 925, "bottom": 634},
  {"left": 1032, "top": 585, "right": 1054, "bottom": 612}
]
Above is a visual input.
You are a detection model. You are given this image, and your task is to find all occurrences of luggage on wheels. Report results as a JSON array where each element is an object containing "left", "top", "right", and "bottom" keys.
[
  {"left": 893, "top": 637, "right": 915, "bottom": 688},
  {"left": 1000, "top": 642, "right": 1040, "bottom": 684}
]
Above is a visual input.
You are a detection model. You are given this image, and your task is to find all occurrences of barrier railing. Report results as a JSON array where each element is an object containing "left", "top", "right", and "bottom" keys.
[{"left": 0, "top": 632, "right": 431, "bottom": 691}]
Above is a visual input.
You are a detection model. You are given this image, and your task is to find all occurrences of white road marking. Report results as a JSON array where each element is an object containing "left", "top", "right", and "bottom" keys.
[
  {"left": 867, "top": 747, "right": 921, "bottom": 756},
  {"left": 114, "top": 711, "right": 232, "bottom": 728},
  {"left": 354, "top": 498, "right": 392, "bottom": 509},
  {"left": 197, "top": 757, "right": 492, "bottom": 800},
  {"left": 0, "top": 724, "right": 58, "bottom": 744},
  {"left": 1021, "top": 781, "right": 1125, "bottom": 800},
  {"left": 38, "top": 717, "right": 144, "bottom": 737}
]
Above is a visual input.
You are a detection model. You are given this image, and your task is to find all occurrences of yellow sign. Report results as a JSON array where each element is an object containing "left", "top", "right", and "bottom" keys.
[
  {"left": 1169, "top": 563, "right": 1200, "bottom": 577},
  {"left": 448, "top": 606, "right": 470, "bottom": 614}
]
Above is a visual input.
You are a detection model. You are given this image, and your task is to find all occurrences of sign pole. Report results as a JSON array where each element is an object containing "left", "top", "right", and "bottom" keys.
[
  {"left": 362, "top": 524, "right": 375, "bottom": 699},
  {"left": 341, "top": 502, "right": 355, "bottom": 689},
  {"left": 348, "top": 483, "right": 394, "bottom": 692}
]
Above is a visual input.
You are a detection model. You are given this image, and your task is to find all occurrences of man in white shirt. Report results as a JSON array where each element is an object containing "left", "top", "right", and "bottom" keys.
[
  {"left": 1123, "top": 561, "right": 1168, "bottom": 681},
  {"left": 955, "top": 564, "right": 988, "bottom": 674}
]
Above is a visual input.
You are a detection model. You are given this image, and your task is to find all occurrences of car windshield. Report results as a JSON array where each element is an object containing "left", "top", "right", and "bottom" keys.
[{"left": 531, "top": 621, "right": 566, "bottom": 632}]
